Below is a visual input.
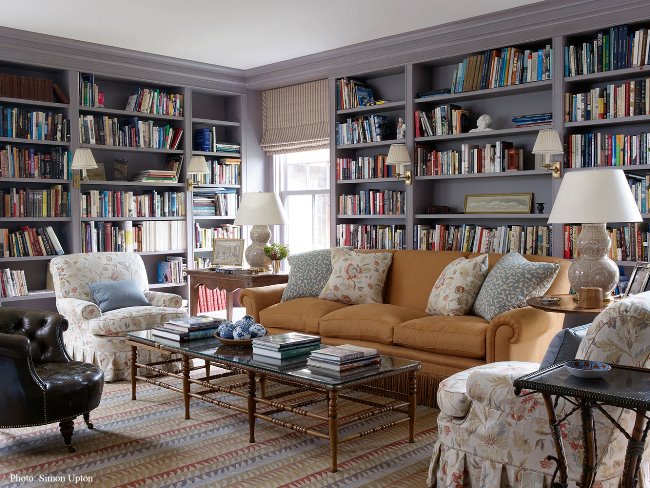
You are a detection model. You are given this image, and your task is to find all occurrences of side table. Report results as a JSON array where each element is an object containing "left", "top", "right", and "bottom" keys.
[
  {"left": 187, "top": 270, "right": 288, "bottom": 321},
  {"left": 514, "top": 362, "right": 650, "bottom": 488},
  {"left": 527, "top": 294, "right": 620, "bottom": 315}
]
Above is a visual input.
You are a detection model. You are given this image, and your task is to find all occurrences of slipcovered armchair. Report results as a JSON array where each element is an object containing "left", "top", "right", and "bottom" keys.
[
  {"left": 0, "top": 308, "right": 103, "bottom": 452},
  {"left": 427, "top": 292, "right": 650, "bottom": 487},
  {"left": 50, "top": 252, "right": 187, "bottom": 381}
]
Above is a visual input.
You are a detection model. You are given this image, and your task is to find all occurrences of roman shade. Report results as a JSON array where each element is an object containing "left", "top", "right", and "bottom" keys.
[{"left": 260, "top": 79, "right": 329, "bottom": 154}]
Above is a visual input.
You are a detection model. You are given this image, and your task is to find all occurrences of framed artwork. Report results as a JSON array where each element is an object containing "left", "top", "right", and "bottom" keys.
[
  {"left": 464, "top": 193, "right": 533, "bottom": 214},
  {"left": 624, "top": 262, "right": 650, "bottom": 297},
  {"left": 212, "top": 238, "right": 245, "bottom": 266}
]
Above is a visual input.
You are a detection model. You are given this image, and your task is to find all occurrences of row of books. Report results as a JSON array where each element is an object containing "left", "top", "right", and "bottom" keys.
[
  {"left": 565, "top": 79, "right": 650, "bottom": 122},
  {"left": 125, "top": 88, "right": 183, "bottom": 117},
  {"left": 1, "top": 107, "right": 68, "bottom": 142},
  {"left": 335, "top": 155, "right": 395, "bottom": 181},
  {"left": 80, "top": 190, "right": 185, "bottom": 218},
  {"left": 565, "top": 132, "right": 650, "bottom": 168},
  {"left": 335, "top": 78, "right": 375, "bottom": 110},
  {"left": 1, "top": 186, "right": 70, "bottom": 218},
  {"left": 563, "top": 224, "right": 648, "bottom": 262},
  {"left": 152, "top": 317, "right": 220, "bottom": 344},
  {"left": 0, "top": 73, "right": 65, "bottom": 103},
  {"left": 628, "top": 175, "right": 650, "bottom": 213},
  {"left": 512, "top": 112, "right": 552, "bottom": 128},
  {"left": 414, "top": 224, "right": 552, "bottom": 256},
  {"left": 564, "top": 25, "right": 650, "bottom": 77},
  {"left": 414, "top": 105, "right": 470, "bottom": 137},
  {"left": 0, "top": 226, "right": 64, "bottom": 257},
  {"left": 189, "top": 158, "right": 241, "bottom": 186},
  {"left": 79, "top": 74, "right": 103, "bottom": 108},
  {"left": 338, "top": 189, "right": 405, "bottom": 216},
  {"left": 80, "top": 220, "right": 186, "bottom": 253},
  {"left": 156, "top": 257, "right": 185, "bottom": 285},
  {"left": 252, "top": 333, "right": 321, "bottom": 368},
  {"left": 197, "top": 285, "right": 227, "bottom": 313},
  {"left": 336, "top": 224, "right": 406, "bottom": 250},
  {"left": 414, "top": 143, "right": 523, "bottom": 176},
  {"left": 449, "top": 45, "right": 552, "bottom": 94},
  {"left": 193, "top": 128, "right": 241, "bottom": 154},
  {"left": 0, "top": 268, "right": 28, "bottom": 298},
  {"left": 78, "top": 115, "right": 183, "bottom": 150},
  {"left": 194, "top": 223, "right": 242, "bottom": 250},
  {"left": 192, "top": 189, "right": 238, "bottom": 217},
  {"left": 0, "top": 146, "right": 70, "bottom": 180},
  {"left": 336, "top": 115, "right": 389, "bottom": 145},
  {"left": 307, "top": 345, "right": 380, "bottom": 377}
]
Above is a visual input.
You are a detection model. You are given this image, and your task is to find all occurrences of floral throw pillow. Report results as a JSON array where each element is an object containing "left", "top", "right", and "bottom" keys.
[
  {"left": 426, "top": 254, "right": 489, "bottom": 316},
  {"left": 318, "top": 249, "right": 393, "bottom": 305}
]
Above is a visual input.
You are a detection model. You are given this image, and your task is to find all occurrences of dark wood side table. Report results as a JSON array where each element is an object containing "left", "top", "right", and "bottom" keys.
[
  {"left": 527, "top": 294, "right": 620, "bottom": 315},
  {"left": 514, "top": 362, "right": 650, "bottom": 488},
  {"left": 187, "top": 270, "right": 288, "bottom": 320}
]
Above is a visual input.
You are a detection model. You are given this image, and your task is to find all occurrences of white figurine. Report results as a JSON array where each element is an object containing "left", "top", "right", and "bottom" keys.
[{"left": 469, "top": 114, "right": 494, "bottom": 132}]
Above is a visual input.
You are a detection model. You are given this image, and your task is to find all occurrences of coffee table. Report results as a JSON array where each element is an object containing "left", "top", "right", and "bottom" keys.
[{"left": 127, "top": 330, "right": 421, "bottom": 472}]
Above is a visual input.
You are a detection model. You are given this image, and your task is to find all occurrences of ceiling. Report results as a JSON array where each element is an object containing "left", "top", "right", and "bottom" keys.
[{"left": 1, "top": 0, "right": 542, "bottom": 70}]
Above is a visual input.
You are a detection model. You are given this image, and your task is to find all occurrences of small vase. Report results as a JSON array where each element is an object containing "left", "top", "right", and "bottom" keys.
[{"left": 272, "top": 260, "right": 281, "bottom": 274}]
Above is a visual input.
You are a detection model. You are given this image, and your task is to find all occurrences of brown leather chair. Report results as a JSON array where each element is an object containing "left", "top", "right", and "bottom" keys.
[{"left": 0, "top": 307, "right": 104, "bottom": 452}]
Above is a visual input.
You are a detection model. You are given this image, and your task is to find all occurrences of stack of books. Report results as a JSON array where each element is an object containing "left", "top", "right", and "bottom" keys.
[
  {"left": 151, "top": 317, "right": 222, "bottom": 346},
  {"left": 132, "top": 170, "right": 179, "bottom": 183},
  {"left": 512, "top": 113, "right": 552, "bottom": 128},
  {"left": 252, "top": 333, "right": 321, "bottom": 368},
  {"left": 307, "top": 345, "right": 381, "bottom": 377}
]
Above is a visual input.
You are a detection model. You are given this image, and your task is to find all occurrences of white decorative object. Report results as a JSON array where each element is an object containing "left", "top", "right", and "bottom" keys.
[
  {"left": 386, "top": 143, "right": 412, "bottom": 185},
  {"left": 233, "top": 192, "right": 288, "bottom": 270},
  {"left": 71, "top": 148, "right": 98, "bottom": 181},
  {"left": 548, "top": 169, "right": 642, "bottom": 299},
  {"left": 532, "top": 129, "right": 563, "bottom": 174},
  {"left": 468, "top": 114, "right": 493, "bottom": 132}
]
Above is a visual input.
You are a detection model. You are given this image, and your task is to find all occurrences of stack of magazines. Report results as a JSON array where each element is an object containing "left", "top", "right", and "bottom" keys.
[
  {"left": 252, "top": 333, "right": 320, "bottom": 369},
  {"left": 307, "top": 345, "right": 381, "bottom": 377}
]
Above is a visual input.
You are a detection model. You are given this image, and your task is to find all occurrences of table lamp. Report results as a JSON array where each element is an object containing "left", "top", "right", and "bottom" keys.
[
  {"left": 532, "top": 129, "right": 563, "bottom": 177},
  {"left": 386, "top": 143, "right": 412, "bottom": 185},
  {"left": 233, "top": 192, "right": 288, "bottom": 270},
  {"left": 548, "top": 169, "right": 642, "bottom": 299},
  {"left": 71, "top": 148, "right": 98, "bottom": 181},
  {"left": 187, "top": 155, "right": 209, "bottom": 190}
]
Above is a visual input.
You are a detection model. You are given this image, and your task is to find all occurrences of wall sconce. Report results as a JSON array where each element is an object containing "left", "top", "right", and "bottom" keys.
[
  {"left": 532, "top": 129, "right": 563, "bottom": 178},
  {"left": 386, "top": 143, "right": 413, "bottom": 185},
  {"left": 186, "top": 155, "right": 209, "bottom": 190}
]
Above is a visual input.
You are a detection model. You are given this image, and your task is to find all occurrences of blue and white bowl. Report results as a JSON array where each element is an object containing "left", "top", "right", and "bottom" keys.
[{"left": 564, "top": 360, "right": 611, "bottom": 379}]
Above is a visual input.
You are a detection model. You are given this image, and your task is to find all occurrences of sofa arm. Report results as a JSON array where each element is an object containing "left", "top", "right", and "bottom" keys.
[
  {"left": 144, "top": 290, "right": 183, "bottom": 308},
  {"left": 486, "top": 306, "right": 564, "bottom": 363},
  {"left": 57, "top": 297, "right": 101, "bottom": 322},
  {"left": 239, "top": 284, "right": 287, "bottom": 322}
]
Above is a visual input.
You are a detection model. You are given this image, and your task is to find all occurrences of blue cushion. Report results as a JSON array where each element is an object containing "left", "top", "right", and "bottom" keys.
[
  {"left": 89, "top": 280, "right": 151, "bottom": 313},
  {"left": 540, "top": 323, "right": 591, "bottom": 369},
  {"left": 281, "top": 248, "right": 348, "bottom": 302}
]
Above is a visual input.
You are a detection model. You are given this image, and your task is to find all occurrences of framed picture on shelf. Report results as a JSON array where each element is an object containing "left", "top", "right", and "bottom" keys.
[
  {"left": 464, "top": 193, "right": 532, "bottom": 214},
  {"left": 212, "top": 238, "right": 245, "bottom": 266},
  {"left": 624, "top": 262, "right": 650, "bottom": 297}
]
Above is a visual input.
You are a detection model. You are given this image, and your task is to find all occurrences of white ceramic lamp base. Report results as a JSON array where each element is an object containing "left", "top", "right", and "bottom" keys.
[
  {"left": 568, "top": 223, "right": 618, "bottom": 300},
  {"left": 245, "top": 225, "right": 272, "bottom": 271}
]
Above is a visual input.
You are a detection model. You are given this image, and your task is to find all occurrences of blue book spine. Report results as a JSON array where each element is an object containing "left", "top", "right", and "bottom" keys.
[
  {"left": 564, "top": 46, "right": 569, "bottom": 77},
  {"left": 537, "top": 50, "right": 543, "bottom": 81}
]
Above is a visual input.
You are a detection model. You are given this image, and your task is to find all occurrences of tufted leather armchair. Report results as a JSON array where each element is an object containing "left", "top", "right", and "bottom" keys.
[{"left": 0, "top": 307, "right": 104, "bottom": 452}]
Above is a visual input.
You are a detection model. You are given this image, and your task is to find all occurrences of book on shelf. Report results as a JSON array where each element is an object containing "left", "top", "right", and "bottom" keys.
[
  {"left": 336, "top": 114, "right": 390, "bottom": 145},
  {"left": 336, "top": 224, "right": 405, "bottom": 250},
  {"left": 565, "top": 79, "right": 650, "bottom": 122},
  {"left": 78, "top": 115, "right": 183, "bottom": 150},
  {"left": 80, "top": 190, "right": 185, "bottom": 218},
  {"left": 565, "top": 132, "right": 650, "bottom": 168},
  {"left": 0, "top": 226, "right": 64, "bottom": 257},
  {"left": 564, "top": 223, "right": 648, "bottom": 262},
  {"left": 338, "top": 189, "right": 405, "bottom": 216},
  {"left": 190, "top": 158, "right": 241, "bottom": 186},
  {"left": 0, "top": 145, "right": 70, "bottom": 180},
  {"left": 415, "top": 142, "right": 523, "bottom": 176},
  {"left": 196, "top": 285, "right": 227, "bottom": 313},
  {"left": 192, "top": 189, "right": 239, "bottom": 217},
  {"left": 414, "top": 223, "right": 552, "bottom": 256},
  {"left": 336, "top": 78, "right": 376, "bottom": 110},
  {"left": 252, "top": 343, "right": 321, "bottom": 360},
  {"left": 152, "top": 324, "right": 218, "bottom": 342},
  {"left": 125, "top": 87, "right": 183, "bottom": 117},
  {"left": 194, "top": 223, "right": 242, "bottom": 250},
  {"left": 511, "top": 112, "right": 552, "bottom": 127},
  {"left": 80, "top": 220, "right": 186, "bottom": 253},
  {"left": 336, "top": 155, "right": 394, "bottom": 180},
  {"left": 79, "top": 74, "right": 104, "bottom": 108},
  {"left": 193, "top": 128, "right": 240, "bottom": 154},
  {"left": 156, "top": 257, "right": 186, "bottom": 285},
  {"left": 0, "top": 73, "right": 57, "bottom": 103},
  {"left": 1, "top": 185, "right": 70, "bottom": 218},
  {"left": 628, "top": 175, "right": 649, "bottom": 213},
  {"left": 0, "top": 268, "right": 28, "bottom": 298},
  {"left": 414, "top": 105, "right": 470, "bottom": 138},
  {"left": 252, "top": 332, "right": 320, "bottom": 350},
  {"left": 0, "top": 106, "right": 68, "bottom": 142}
]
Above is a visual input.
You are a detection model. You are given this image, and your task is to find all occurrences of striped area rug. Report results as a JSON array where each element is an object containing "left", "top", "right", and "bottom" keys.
[{"left": 0, "top": 374, "right": 438, "bottom": 487}]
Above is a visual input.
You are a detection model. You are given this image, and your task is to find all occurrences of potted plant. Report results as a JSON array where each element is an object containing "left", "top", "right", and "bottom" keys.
[{"left": 264, "top": 243, "right": 289, "bottom": 273}]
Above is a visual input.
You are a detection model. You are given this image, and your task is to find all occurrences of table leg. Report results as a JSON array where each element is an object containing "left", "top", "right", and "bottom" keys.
[
  {"left": 130, "top": 345, "right": 137, "bottom": 401},
  {"left": 581, "top": 402, "right": 597, "bottom": 488},
  {"left": 623, "top": 410, "right": 649, "bottom": 488},
  {"left": 542, "top": 393, "right": 569, "bottom": 487},
  {"left": 226, "top": 291, "right": 234, "bottom": 322},
  {"left": 248, "top": 371, "right": 256, "bottom": 443},
  {"left": 328, "top": 390, "right": 339, "bottom": 472},
  {"left": 205, "top": 360, "right": 211, "bottom": 382},
  {"left": 408, "top": 370, "right": 417, "bottom": 443},
  {"left": 182, "top": 355, "right": 190, "bottom": 420},
  {"left": 260, "top": 374, "right": 266, "bottom": 399},
  {"left": 190, "top": 281, "right": 199, "bottom": 317}
]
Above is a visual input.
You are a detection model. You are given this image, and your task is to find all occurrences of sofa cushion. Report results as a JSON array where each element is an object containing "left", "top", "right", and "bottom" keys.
[
  {"left": 282, "top": 248, "right": 336, "bottom": 302},
  {"left": 394, "top": 315, "right": 490, "bottom": 359},
  {"left": 88, "top": 306, "right": 187, "bottom": 336},
  {"left": 540, "top": 323, "right": 590, "bottom": 369},
  {"left": 259, "top": 297, "right": 349, "bottom": 334},
  {"left": 319, "top": 249, "right": 393, "bottom": 305},
  {"left": 319, "top": 304, "right": 427, "bottom": 345},
  {"left": 426, "top": 254, "right": 489, "bottom": 316}
]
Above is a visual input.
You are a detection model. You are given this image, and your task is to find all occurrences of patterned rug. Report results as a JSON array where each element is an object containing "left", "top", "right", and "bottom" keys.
[{"left": 0, "top": 373, "right": 438, "bottom": 487}]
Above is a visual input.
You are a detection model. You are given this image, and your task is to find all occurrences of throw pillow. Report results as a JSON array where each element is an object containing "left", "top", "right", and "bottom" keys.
[
  {"left": 539, "top": 323, "right": 590, "bottom": 369},
  {"left": 473, "top": 252, "right": 560, "bottom": 321},
  {"left": 281, "top": 248, "right": 337, "bottom": 302},
  {"left": 426, "top": 254, "right": 489, "bottom": 316},
  {"left": 89, "top": 279, "right": 151, "bottom": 313},
  {"left": 318, "top": 249, "right": 393, "bottom": 305}
]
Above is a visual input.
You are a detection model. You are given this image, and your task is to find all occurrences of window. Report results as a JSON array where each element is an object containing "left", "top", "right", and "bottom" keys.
[{"left": 274, "top": 149, "right": 330, "bottom": 253}]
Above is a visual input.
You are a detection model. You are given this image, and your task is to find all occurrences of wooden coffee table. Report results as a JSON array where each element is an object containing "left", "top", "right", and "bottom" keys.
[{"left": 127, "top": 330, "right": 421, "bottom": 472}]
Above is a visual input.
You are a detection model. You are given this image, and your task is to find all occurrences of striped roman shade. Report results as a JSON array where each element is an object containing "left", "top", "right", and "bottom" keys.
[{"left": 260, "top": 79, "right": 329, "bottom": 155}]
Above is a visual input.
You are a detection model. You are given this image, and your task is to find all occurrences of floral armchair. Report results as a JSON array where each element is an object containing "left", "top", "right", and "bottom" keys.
[
  {"left": 427, "top": 292, "right": 650, "bottom": 487},
  {"left": 50, "top": 252, "right": 187, "bottom": 381}
]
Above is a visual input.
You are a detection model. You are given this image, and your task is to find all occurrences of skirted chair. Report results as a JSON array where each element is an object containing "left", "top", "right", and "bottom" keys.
[
  {"left": 0, "top": 308, "right": 104, "bottom": 452},
  {"left": 427, "top": 292, "right": 650, "bottom": 487},
  {"left": 49, "top": 252, "right": 187, "bottom": 381}
]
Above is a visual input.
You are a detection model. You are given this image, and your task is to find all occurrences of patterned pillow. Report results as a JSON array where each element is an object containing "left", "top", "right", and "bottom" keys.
[
  {"left": 426, "top": 254, "right": 489, "bottom": 316},
  {"left": 281, "top": 249, "right": 336, "bottom": 302},
  {"left": 473, "top": 252, "right": 560, "bottom": 321},
  {"left": 318, "top": 249, "right": 393, "bottom": 305}
]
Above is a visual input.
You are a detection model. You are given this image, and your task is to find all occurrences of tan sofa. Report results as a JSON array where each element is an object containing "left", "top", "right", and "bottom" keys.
[{"left": 240, "top": 250, "right": 570, "bottom": 406}]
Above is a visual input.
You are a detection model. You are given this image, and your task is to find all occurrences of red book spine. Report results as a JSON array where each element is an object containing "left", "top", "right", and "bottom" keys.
[{"left": 563, "top": 225, "right": 571, "bottom": 259}]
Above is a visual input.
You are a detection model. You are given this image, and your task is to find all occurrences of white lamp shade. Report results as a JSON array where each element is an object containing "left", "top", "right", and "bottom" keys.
[
  {"left": 548, "top": 169, "right": 642, "bottom": 224},
  {"left": 386, "top": 144, "right": 411, "bottom": 165},
  {"left": 71, "top": 148, "right": 98, "bottom": 170},
  {"left": 234, "top": 192, "right": 288, "bottom": 226},
  {"left": 187, "top": 155, "right": 209, "bottom": 174},
  {"left": 532, "top": 129, "right": 563, "bottom": 155}
]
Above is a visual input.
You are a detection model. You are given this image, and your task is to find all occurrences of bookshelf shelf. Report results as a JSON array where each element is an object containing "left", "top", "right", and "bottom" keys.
[
  {"left": 79, "top": 106, "right": 183, "bottom": 121},
  {"left": 192, "top": 117, "right": 240, "bottom": 127},
  {"left": 80, "top": 216, "right": 185, "bottom": 222},
  {"left": 0, "top": 178, "right": 71, "bottom": 184},
  {"left": 336, "top": 100, "right": 406, "bottom": 116},
  {"left": 0, "top": 291, "right": 55, "bottom": 303},
  {"left": 0, "top": 217, "right": 71, "bottom": 222},
  {"left": 564, "top": 115, "right": 650, "bottom": 128},
  {"left": 415, "top": 213, "right": 550, "bottom": 220},
  {"left": 413, "top": 80, "right": 552, "bottom": 105},
  {"left": 192, "top": 150, "right": 241, "bottom": 158},
  {"left": 193, "top": 184, "right": 241, "bottom": 190},
  {"left": 80, "top": 180, "right": 185, "bottom": 188},
  {"left": 0, "top": 97, "right": 69, "bottom": 109},
  {"left": 136, "top": 250, "right": 186, "bottom": 256},
  {"left": 336, "top": 177, "right": 403, "bottom": 184},
  {"left": 415, "top": 125, "right": 552, "bottom": 143},
  {"left": 564, "top": 65, "right": 650, "bottom": 84},
  {"left": 79, "top": 144, "right": 183, "bottom": 154},
  {"left": 0, "top": 255, "right": 58, "bottom": 263},
  {"left": 192, "top": 215, "right": 235, "bottom": 221},
  {"left": 336, "top": 139, "right": 403, "bottom": 150},
  {"left": 336, "top": 214, "right": 405, "bottom": 220},
  {"left": 415, "top": 170, "right": 551, "bottom": 180},
  {"left": 149, "top": 282, "right": 186, "bottom": 289},
  {"left": 0, "top": 137, "right": 69, "bottom": 146},
  {"left": 565, "top": 164, "right": 650, "bottom": 173}
]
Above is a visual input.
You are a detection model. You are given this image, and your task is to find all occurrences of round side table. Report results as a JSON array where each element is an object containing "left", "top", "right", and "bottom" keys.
[{"left": 527, "top": 294, "right": 620, "bottom": 315}]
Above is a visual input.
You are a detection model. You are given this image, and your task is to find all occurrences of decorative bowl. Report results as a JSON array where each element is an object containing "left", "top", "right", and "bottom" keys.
[
  {"left": 214, "top": 334, "right": 252, "bottom": 347},
  {"left": 564, "top": 360, "right": 611, "bottom": 379}
]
